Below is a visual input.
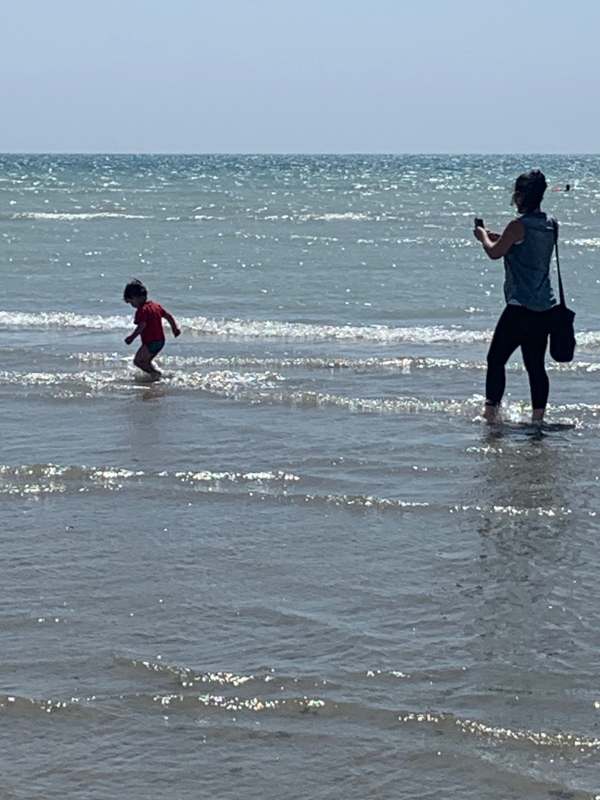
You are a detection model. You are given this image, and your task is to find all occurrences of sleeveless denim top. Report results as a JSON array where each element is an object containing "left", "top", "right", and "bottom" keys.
[{"left": 503, "top": 211, "right": 557, "bottom": 311}]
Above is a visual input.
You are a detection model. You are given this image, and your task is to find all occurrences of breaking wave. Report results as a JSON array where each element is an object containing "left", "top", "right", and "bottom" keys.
[
  {"left": 0, "top": 309, "right": 491, "bottom": 343},
  {"left": 3, "top": 308, "right": 600, "bottom": 351},
  {"left": 70, "top": 350, "right": 600, "bottom": 375},
  {"left": 11, "top": 211, "right": 151, "bottom": 221},
  {"left": 0, "top": 367, "right": 588, "bottom": 432}
]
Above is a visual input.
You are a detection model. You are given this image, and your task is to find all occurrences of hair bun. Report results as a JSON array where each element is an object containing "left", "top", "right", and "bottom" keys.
[{"left": 530, "top": 169, "right": 547, "bottom": 186}]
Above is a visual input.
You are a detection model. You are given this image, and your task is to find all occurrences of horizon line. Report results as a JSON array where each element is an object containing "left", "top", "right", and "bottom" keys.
[{"left": 1, "top": 151, "right": 599, "bottom": 157}]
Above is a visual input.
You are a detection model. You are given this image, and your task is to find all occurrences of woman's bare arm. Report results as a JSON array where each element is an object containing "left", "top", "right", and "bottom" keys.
[{"left": 474, "top": 219, "right": 524, "bottom": 260}]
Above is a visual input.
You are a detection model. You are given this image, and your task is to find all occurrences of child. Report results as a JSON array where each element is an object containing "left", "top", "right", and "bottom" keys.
[{"left": 123, "top": 279, "right": 180, "bottom": 378}]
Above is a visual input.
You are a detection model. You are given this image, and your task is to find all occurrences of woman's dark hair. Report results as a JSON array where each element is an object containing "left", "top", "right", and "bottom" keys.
[
  {"left": 512, "top": 170, "right": 547, "bottom": 214},
  {"left": 123, "top": 279, "right": 147, "bottom": 302}
]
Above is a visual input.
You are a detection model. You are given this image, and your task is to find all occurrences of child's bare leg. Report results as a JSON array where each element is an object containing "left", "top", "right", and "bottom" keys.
[{"left": 134, "top": 345, "right": 162, "bottom": 377}]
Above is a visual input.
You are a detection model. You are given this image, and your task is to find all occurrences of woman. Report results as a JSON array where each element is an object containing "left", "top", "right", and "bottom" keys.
[{"left": 474, "top": 170, "right": 557, "bottom": 426}]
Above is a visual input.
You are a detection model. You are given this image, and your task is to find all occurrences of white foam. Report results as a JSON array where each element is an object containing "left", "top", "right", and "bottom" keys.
[
  {"left": 182, "top": 317, "right": 493, "bottom": 345},
  {"left": 0, "top": 462, "right": 300, "bottom": 496},
  {"left": 303, "top": 493, "right": 429, "bottom": 511},
  {"left": 0, "top": 309, "right": 494, "bottom": 344},
  {"left": 451, "top": 503, "right": 570, "bottom": 518},
  {"left": 0, "top": 364, "right": 594, "bottom": 434},
  {"left": 299, "top": 212, "right": 371, "bottom": 222},
  {"left": 566, "top": 237, "right": 600, "bottom": 248},
  {"left": 0, "top": 368, "right": 284, "bottom": 399},
  {"left": 69, "top": 351, "right": 600, "bottom": 375},
  {"left": 167, "top": 370, "right": 284, "bottom": 395},
  {"left": 12, "top": 211, "right": 151, "bottom": 221},
  {"left": 70, "top": 352, "right": 487, "bottom": 372},
  {"left": 0, "top": 463, "right": 582, "bottom": 521},
  {"left": 15, "top": 308, "right": 600, "bottom": 349},
  {"left": 0, "top": 311, "right": 129, "bottom": 331},
  {"left": 173, "top": 469, "right": 299, "bottom": 484},
  {"left": 0, "top": 463, "right": 145, "bottom": 496},
  {"left": 274, "top": 390, "right": 484, "bottom": 417}
]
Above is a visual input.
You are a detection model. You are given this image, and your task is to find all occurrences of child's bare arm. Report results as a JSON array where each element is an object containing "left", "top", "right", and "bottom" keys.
[
  {"left": 125, "top": 322, "right": 145, "bottom": 345},
  {"left": 162, "top": 309, "right": 181, "bottom": 337}
]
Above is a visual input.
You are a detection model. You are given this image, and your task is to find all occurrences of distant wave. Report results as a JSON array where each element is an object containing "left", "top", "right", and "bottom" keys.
[
  {"left": 0, "top": 309, "right": 492, "bottom": 344},
  {"left": 183, "top": 318, "right": 492, "bottom": 344},
  {"left": 300, "top": 212, "right": 372, "bottom": 221},
  {"left": 0, "top": 311, "right": 130, "bottom": 331},
  {"left": 4, "top": 309, "right": 600, "bottom": 352},
  {"left": 11, "top": 211, "right": 151, "bottom": 221}
]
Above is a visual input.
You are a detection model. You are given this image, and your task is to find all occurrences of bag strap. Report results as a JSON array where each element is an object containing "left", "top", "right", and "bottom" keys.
[{"left": 552, "top": 218, "right": 567, "bottom": 307}]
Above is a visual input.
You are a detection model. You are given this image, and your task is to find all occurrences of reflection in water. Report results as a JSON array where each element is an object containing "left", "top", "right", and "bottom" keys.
[
  {"left": 466, "top": 436, "right": 580, "bottom": 668},
  {"left": 125, "top": 383, "right": 168, "bottom": 464}
]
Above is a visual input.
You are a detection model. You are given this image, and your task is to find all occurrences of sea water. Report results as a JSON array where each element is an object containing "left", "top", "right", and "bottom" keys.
[{"left": 1, "top": 154, "right": 600, "bottom": 799}]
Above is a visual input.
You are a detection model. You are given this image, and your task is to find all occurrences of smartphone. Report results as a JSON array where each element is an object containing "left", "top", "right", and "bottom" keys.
[{"left": 474, "top": 217, "right": 484, "bottom": 228}]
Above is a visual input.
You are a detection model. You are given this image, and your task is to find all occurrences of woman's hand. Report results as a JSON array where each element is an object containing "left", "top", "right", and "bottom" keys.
[
  {"left": 476, "top": 219, "right": 525, "bottom": 260},
  {"left": 473, "top": 225, "right": 486, "bottom": 242}
]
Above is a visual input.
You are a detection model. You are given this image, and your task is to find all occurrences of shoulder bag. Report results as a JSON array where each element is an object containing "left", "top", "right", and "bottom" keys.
[{"left": 549, "top": 219, "right": 576, "bottom": 363}]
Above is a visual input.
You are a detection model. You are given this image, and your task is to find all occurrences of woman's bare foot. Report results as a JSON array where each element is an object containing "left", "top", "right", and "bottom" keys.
[{"left": 530, "top": 408, "right": 544, "bottom": 430}]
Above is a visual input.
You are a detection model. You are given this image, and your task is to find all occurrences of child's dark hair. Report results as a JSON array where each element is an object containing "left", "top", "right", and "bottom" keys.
[
  {"left": 123, "top": 279, "right": 147, "bottom": 302},
  {"left": 513, "top": 170, "right": 547, "bottom": 214}
]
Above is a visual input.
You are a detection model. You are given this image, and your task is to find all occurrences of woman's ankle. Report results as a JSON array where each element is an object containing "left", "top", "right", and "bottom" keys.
[
  {"left": 483, "top": 401, "right": 500, "bottom": 423},
  {"left": 531, "top": 408, "right": 545, "bottom": 424}
]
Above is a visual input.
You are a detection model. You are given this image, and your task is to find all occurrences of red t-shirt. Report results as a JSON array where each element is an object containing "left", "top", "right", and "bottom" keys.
[{"left": 134, "top": 301, "right": 166, "bottom": 344}]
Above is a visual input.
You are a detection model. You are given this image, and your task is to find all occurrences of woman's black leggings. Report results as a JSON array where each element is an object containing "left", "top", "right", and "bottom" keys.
[{"left": 486, "top": 305, "right": 553, "bottom": 410}]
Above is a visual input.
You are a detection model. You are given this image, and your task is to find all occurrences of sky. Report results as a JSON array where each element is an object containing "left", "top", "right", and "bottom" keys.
[{"left": 1, "top": 0, "right": 599, "bottom": 153}]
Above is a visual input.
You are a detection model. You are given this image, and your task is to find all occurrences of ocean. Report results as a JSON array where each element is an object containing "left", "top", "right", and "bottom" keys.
[{"left": 1, "top": 154, "right": 600, "bottom": 799}]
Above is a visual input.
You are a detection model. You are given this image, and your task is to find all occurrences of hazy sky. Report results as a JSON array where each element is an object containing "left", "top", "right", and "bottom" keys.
[{"left": 2, "top": 0, "right": 598, "bottom": 153}]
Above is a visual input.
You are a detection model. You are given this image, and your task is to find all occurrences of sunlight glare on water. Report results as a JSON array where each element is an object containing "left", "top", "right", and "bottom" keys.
[{"left": 1, "top": 154, "right": 600, "bottom": 799}]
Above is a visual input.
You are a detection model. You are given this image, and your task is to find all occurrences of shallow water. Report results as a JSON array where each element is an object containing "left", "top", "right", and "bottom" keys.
[{"left": 1, "top": 154, "right": 600, "bottom": 799}]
